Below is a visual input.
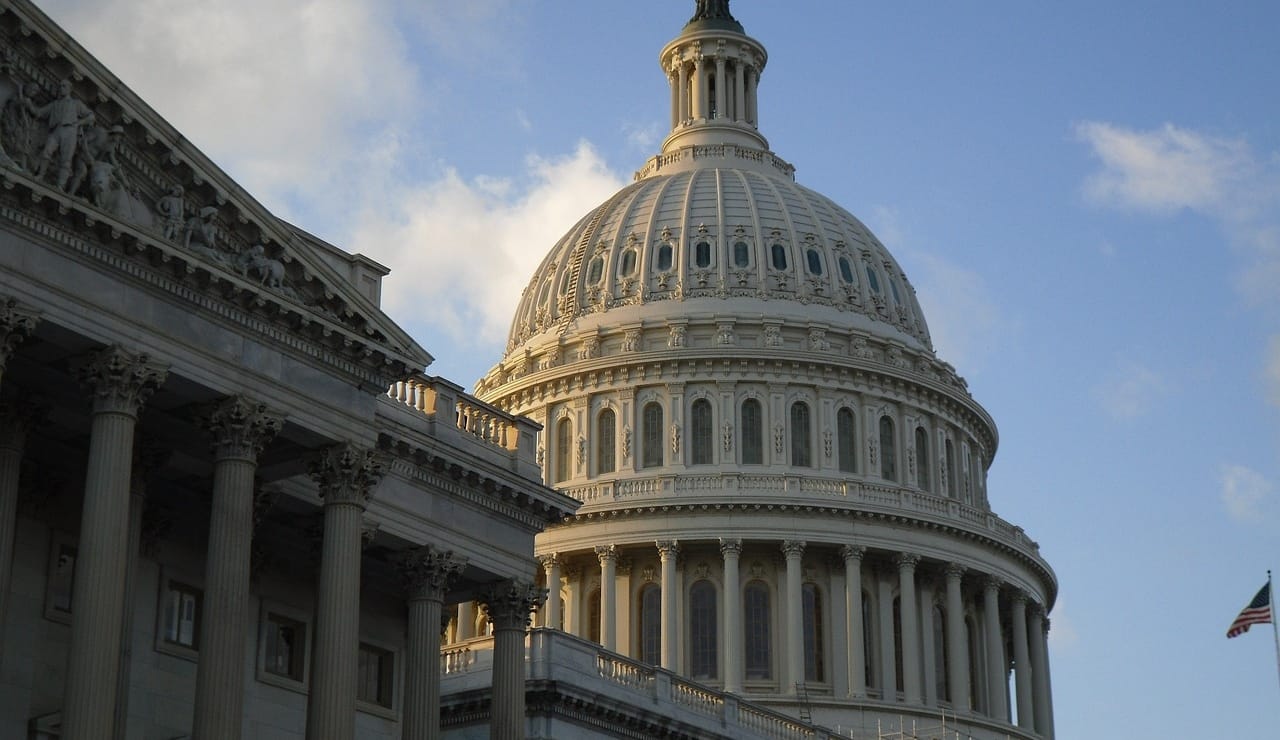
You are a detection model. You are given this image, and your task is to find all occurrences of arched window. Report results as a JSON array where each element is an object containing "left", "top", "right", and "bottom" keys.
[
  {"left": 802, "top": 583, "right": 824, "bottom": 682},
  {"left": 656, "top": 243, "right": 673, "bottom": 272},
  {"left": 538, "top": 276, "right": 554, "bottom": 306},
  {"left": 596, "top": 409, "right": 616, "bottom": 475},
  {"left": 806, "top": 248, "right": 824, "bottom": 275},
  {"left": 889, "top": 276, "right": 903, "bottom": 306},
  {"left": 587, "top": 587, "right": 601, "bottom": 643},
  {"left": 690, "top": 399, "right": 713, "bottom": 465},
  {"left": 915, "top": 426, "right": 930, "bottom": 492},
  {"left": 790, "top": 401, "right": 812, "bottom": 467},
  {"left": 879, "top": 415, "right": 897, "bottom": 481},
  {"left": 945, "top": 438, "right": 957, "bottom": 498},
  {"left": 733, "top": 241, "right": 751, "bottom": 268},
  {"left": 619, "top": 248, "right": 637, "bottom": 277},
  {"left": 641, "top": 402, "right": 664, "bottom": 468},
  {"left": 864, "top": 263, "right": 881, "bottom": 294},
  {"left": 741, "top": 398, "right": 763, "bottom": 464},
  {"left": 964, "top": 446, "right": 976, "bottom": 504},
  {"left": 770, "top": 244, "right": 788, "bottom": 270},
  {"left": 559, "top": 268, "right": 573, "bottom": 295},
  {"left": 639, "top": 584, "right": 661, "bottom": 665},
  {"left": 689, "top": 580, "right": 718, "bottom": 679},
  {"left": 838, "top": 256, "right": 855, "bottom": 283},
  {"left": 744, "top": 581, "right": 772, "bottom": 679},
  {"left": 554, "top": 418, "right": 572, "bottom": 484},
  {"left": 837, "top": 407, "right": 857, "bottom": 473},
  {"left": 862, "top": 591, "right": 876, "bottom": 689},
  {"left": 693, "top": 240, "right": 712, "bottom": 268},
  {"left": 893, "top": 597, "right": 904, "bottom": 693},
  {"left": 933, "top": 605, "right": 949, "bottom": 702},
  {"left": 586, "top": 256, "right": 604, "bottom": 284}
]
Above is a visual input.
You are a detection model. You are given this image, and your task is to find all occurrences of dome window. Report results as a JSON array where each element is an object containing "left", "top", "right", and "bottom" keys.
[
  {"left": 864, "top": 263, "right": 881, "bottom": 294},
  {"left": 733, "top": 241, "right": 751, "bottom": 268},
  {"left": 790, "top": 401, "right": 812, "bottom": 467},
  {"left": 656, "top": 243, "right": 674, "bottom": 272},
  {"left": 770, "top": 243, "right": 788, "bottom": 270},
  {"left": 538, "top": 276, "right": 554, "bottom": 305},
  {"left": 693, "top": 240, "right": 712, "bottom": 269},
  {"left": 805, "top": 248, "right": 824, "bottom": 276},
  {"left": 915, "top": 426, "right": 931, "bottom": 492},
  {"left": 554, "top": 417, "right": 573, "bottom": 484},
  {"left": 587, "top": 256, "right": 604, "bottom": 284},
  {"left": 879, "top": 415, "right": 897, "bottom": 481},
  {"left": 690, "top": 399, "right": 714, "bottom": 464},
  {"left": 889, "top": 276, "right": 903, "bottom": 305},
  {"left": 596, "top": 409, "right": 616, "bottom": 475},
  {"left": 619, "top": 248, "right": 637, "bottom": 277},
  {"left": 741, "top": 398, "right": 763, "bottom": 464},
  {"left": 559, "top": 268, "right": 573, "bottom": 295},
  {"left": 837, "top": 407, "right": 857, "bottom": 473},
  {"left": 642, "top": 402, "right": 664, "bottom": 468},
  {"left": 838, "top": 256, "right": 855, "bottom": 284}
]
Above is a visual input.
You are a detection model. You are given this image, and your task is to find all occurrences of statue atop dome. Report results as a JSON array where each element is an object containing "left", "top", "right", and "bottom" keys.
[{"left": 690, "top": 0, "right": 735, "bottom": 23}]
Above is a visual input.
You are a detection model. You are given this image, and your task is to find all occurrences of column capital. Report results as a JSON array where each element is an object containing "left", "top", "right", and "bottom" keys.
[
  {"left": 1028, "top": 601, "right": 1047, "bottom": 620},
  {"left": 894, "top": 552, "right": 921, "bottom": 571},
  {"left": 0, "top": 296, "right": 39, "bottom": 374},
  {"left": 780, "top": 540, "right": 806, "bottom": 559},
  {"left": 944, "top": 561, "right": 967, "bottom": 580},
  {"left": 719, "top": 537, "right": 743, "bottom": 557},
  {"left": 655, "top": 539, "right": 680, "bottom": 559},
  {"left": 536, "top": 552, "right": 560, "bottom": 570},
  {"left": 79, "top": 346, "right": 169, "bottom": 416},
  {"left": 204, "top": 395, "right": 284, "bottom": 462},
  {"left": 839, "top": 544, "right": 866, "bottom": 563},
  {"left": 308, "top": 443, "right": 384, "bottom": 509},
  {"left": 594, "top": 544, "right": 617, "bottom": 565},
  {"left": 399, "top": 545, "right": 467, "bottom": 602},
  {"left": 982, "top": 574, "right": 1004, "bottom": 593},
  {"left": 480, "top": 579, "right": 546, "bottom": 631},
  {"left": 1010, "top": 590, "right": 1029, "bottom": 608}
]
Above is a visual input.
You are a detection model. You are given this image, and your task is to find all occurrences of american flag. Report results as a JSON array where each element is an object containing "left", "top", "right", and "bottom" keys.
[{"left": 1226, "top": 582, "right": 1273, "bottom": 638}]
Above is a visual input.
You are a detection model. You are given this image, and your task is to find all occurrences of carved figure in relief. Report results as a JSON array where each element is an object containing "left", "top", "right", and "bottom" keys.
[
  {"left": 67, "top": 121, "right": 117, "bottom": 198},
  {"left": 0, "top": 56, "right": 30, "bottom": 170},
  {"left": 668, "top": 325, "right": 686, "bottom": 349},
  {"left": 28, "top": 80, "right": 93, "bottom": 191},
  {"left": 670, "top": 424, "right": 682, "bottom": 455},
  {"left": 237, "top": 244, "right": 286, "bottom": 288},
  {"left": 763, "top": 325, "right": 783, "bottom": 348},
  {"left": 156, "top": 185, "right": 185, "bottom": 240},
  {"left": 184, "top": 206, "right": 228, "bottom": 265}
]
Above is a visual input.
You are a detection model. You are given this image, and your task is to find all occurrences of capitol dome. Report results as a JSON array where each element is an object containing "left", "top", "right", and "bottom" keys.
[{"left": 475, "top": 2, "right": 1056, "bottom": 737}]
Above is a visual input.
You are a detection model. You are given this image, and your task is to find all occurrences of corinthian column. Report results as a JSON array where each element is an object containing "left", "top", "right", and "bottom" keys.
[
  {"left": 982, "top": 577, "right": 1008, "bottom": 721},
  {"left": 944, "top": 563, "right": 970, "bottom": 712},
  {"left": 782, "top": 540, "right": 805, "bottom": 693},
  {"left": 0, "top": 296, "right": 39, "bottom": 385},
  {"left": 1010, "top": 592, "right": 1033, "bottom": 730},
  {"left": 537, "top": 553, "right": 561, "bottom": 630},
  {"left": 0, "top": 401, "right": 40, "bottom": 666},
  {"left": 656, "top": 540, "right": 679, "bottom": 670},
  {"left": 896, "top": 553, "right": 922, "bottom": 705},
  {"left": 481, "top": 579, "right": 545, "bottom": 740},
  {"left": 720, "top": 539, "right": 743, "bottom": 693},
  {"left": 193, "top": 398, "right": 282, "bottom": 740},
  {"left": 63, "top": 347, "right": 168, "bottom": 740},
  {"left": 841, "top": 545, "right": 867, "bottom": 698},
  {"left": 401, "top": 545, "right": 466, "bottom": 740},
  {"left": 305, "top": 444, "right": 384, "bottom": 740},
  {"left": 596, "top": 545, "right": 617, "bottom": 650},
  {"left": 1034, "top": 612, "right": 1055, "bottom": 738}
]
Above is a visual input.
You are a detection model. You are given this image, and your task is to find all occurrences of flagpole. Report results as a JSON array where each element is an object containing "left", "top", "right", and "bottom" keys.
[{"left": 1270, "top": 570, "right": 1280, "bottom": 694}]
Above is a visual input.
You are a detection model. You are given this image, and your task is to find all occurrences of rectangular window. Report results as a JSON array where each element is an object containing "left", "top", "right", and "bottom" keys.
[
  {"left": 44, "top": 535, "right": 77, "bottom": 624},
  {"left": 162, "top": 581, "right": 202, "bottom": 649},
  {"left": 264, "top": 612, "right": 306, "bottom": 681},
  {"left": 357, "top": 643, "right": 394, "bottom": 709}
]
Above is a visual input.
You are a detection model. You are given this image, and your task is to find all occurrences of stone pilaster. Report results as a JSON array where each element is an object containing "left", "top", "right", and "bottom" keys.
[
  {"left": 719, "top": 538, "right": 743, "bottom": 693},
  {"left": 595, "top": 545, "right": 617, "bottom": 650},
  {"left": 305, "top": 444, "right": 384, "bottom": 740},
  {"left": 943, "top": 563, "right": 970, "bottom": 712},
  {"left": 782, "top": 540, "right": 805, "bottom": 692},
  {"left": 1029, "top": 606, "right": 1054, "bottom": 738},
  {"left": 480, "top": 579, "right": 545, "bottom": 740},
  {"left": 401, "top": 545, "right": 466, "bottom": 740},
  {"left": 63, "top": 347, "right": 168, "bottom": 740},
  {"left": 0, "top": 296, "right": 39, "bottom": 384},
  {"left": 656, "top": 540, "right": 679, "bottom": 670},
  {"left": 0, "top": 400, "right": 40, "bottom": 666},
  {"left": 841, "top": 545, "right": 867, "bottom": 698},
  {"left": 1010, "top": 592, "right": 1033, "bottom": 729},
  {"left": 537, "top": 553, "right": 561, "bottom": 630},
  {"left": 193, "top": 397, "right": 283, "bottom": 740},
  {"left": 896, "top": 553, "right": 922, "bottom": 705},
  {"left": 981, "top": 576, "right": 1008, "bottom": 722}
]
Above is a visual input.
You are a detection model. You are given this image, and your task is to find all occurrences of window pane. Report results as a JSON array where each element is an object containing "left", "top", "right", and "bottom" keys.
[
  {"left": 163, "top": 584, "right": 201, "bottom": 649},
  {"left": 555, "top": 418, "right": 572, "bottom": 483},
  {"left": 657, "top": 244, "right": 673, "bottom": 271},
  {"left": 597, "top": 410, "right": 616, "bottom": 475},
  {"left": 744, "top": 582, "right": 772, "bottom": 679},
  {"left": 864, "top": 264, "right": 881, "bottom": 293},
  {"left": 587, "top": 256, "right": 604, "bottom": 284},
  {"left": 790, "top": 402, "right": 811, "bottom": 467},
  {"left": 689, "top": 581, "right": 718, "bottom": 679},
  {"left": 741, "top": 399, "right": 763, "bottom": 465},
  {"left": 734, "top": 241, "right": 750, "bottom": 267},
  {"left": 803, "top": 584, "right": 823, "bottom": 682},
  {"left": 838, "top": 256, "right": 854, "bottom": 283},
  {"left": 640, "top": 585, "right": 661, "bottom": 665},
  {"left": 933, "top": 605, "right": 949, "bottom": 702},
  {"left": 357, "top": 643, "right": 393, "bottom": 708},
  {"left": 837, "top": 408, "right": 856, "bottom": 473},
  {"left": 642, "top": 403, "right": 664, "bottom": 468},
  {"left": 946, "top": 439, "right": 957, "bottom": 498},
  {"left": 620, "top": 249, "right": 637, "bottom": 277},
  {"left": 879, "top": 416, "right": 896, "bottom": 481},
  {"left": 265, "top": 613, "right": 304, "bottom": 681},
  {"left": 691, "top": 399, "right": 713, "bottom": 465},
  {"left": 694, "top": 241, "right": 711, "bottom": 268},
  {"left": 915, "top": 427, "right": 930, "bottom": 492},
  {"left": 588, "top": 588, "right": 602, "bottom": 644},
  {"left": 771, "top": 244, "right": 787, "bottom": 270},
  {"left": 806, "top": 249, "right": 823, "bottom": 275}
]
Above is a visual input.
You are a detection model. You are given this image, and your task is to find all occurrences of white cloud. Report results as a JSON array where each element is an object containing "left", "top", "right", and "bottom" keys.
[
  {"left": 1045, "top": 597, "right": 1078, "bottom": 652},
  {"left": 1093, "top": 358, "right": 1170, "bottom": 420},
  {"left": 348, "top": 141, "right": 626, "bottom": 347},
  {"left": 1220, "top": 463, "right": 1274, "bottom": 523},
  {"left": 905, "top": 252, "right": 1009, "bottom": 372}
]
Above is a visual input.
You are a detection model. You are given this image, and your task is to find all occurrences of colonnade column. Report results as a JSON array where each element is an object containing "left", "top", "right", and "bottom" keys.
[
  {"left": 457, "top": 601, "right": 477, "bottom": 640},
  {"left": 596, "top": 545, "right": 617, "bottom": 650},
  {"left": 193, "top": 398, "right": 283, "bottom": 740},
  {"left": 714, "top": 56, "right": 727, "bottom": 118},
  {"left": 982, "top": 577, "right": 1008, "bottom": 721},
  {"left": 896, "top": 553, "right": 922, "bottom": 704},
  {"left": 720, "top": 538, "right": 742, "bottom": 693},
  {"left": 782, "top": 540, "right": 805, "bottom": 693},
  {"left": 842, "top": 545, "right": 866, "bottom": 698},
  {"left": 733, "top": 59, "right": 746, "bottom": 121},
  {"left": 692, "top": 57, "right": 706, "bottom": 119},
  {"left": 1010, "top": 592, "right": 1034, "bottom": 730},
  {"left": 1029, "top": 607, "right": 1054, "bottom": 738},
  {"left": 669, "top": 68, "right": 679, "bottom": 130},
  {"left": 480, "top": 579, "right": 545, "bottom": 740},
  {"left": 537, "top": 554, "right": 561, "bottom": 630},
  {"left": 877, "top": 572, "right": 896, "bottom": 697},
  {"left": 63, "top": 347, "right": 168, "bottom": 740},
  {"left": 943, "top": 563, "right": 970, "bottom": 712},
  {"left": 400, "top": 545, "right": 466, "bottom": 740},
  {"left": 677, "top": 62, "right": 689, "bottom": 124},
  {"left": 0, "top": 401, "right": 39, "bottom": 665},
  {"left": 745, "top": 66, "right": 758, "bottom": 126},
  {"left": 657, "top": 540, "right": 679, "bottom": 670},
  {"left": 305, "top": 444, "right": 384, "bottom": 740}
]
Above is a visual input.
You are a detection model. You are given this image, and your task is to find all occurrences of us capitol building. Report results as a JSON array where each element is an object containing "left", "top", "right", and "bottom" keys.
[{"left": 0, "top": 0, "right": 1056, "bottom": 738}]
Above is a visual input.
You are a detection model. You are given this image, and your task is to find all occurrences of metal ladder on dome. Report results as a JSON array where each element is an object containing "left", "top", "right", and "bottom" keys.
[{"left": 795, "top": 682, "right": 813, "bottom": 724}]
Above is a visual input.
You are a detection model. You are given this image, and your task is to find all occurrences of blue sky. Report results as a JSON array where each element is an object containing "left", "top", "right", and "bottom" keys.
[{"left": 40, "top": 0, "right": 1280, "bottom": 736}]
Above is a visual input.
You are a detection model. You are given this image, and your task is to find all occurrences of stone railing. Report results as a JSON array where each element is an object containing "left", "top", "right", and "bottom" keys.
[{"left": 386, "top": 374, "right": 540, "bottom": 477}]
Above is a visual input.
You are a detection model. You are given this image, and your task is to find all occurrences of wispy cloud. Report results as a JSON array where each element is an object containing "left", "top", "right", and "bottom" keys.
[
  {"left": 1046, "top": 597, "right": 1078, "bottom": 652},
  {"left": 1220, "top": 463, "right": 1274, "bottom": 524},
  {"left": 1093, "top": 358, "right": 1170, "bottom": 420}
]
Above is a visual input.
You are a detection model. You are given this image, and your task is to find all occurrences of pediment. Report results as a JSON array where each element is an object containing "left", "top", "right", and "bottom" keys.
[{"left": 0, "top": 0, "right": 432, "bottom": 386}]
